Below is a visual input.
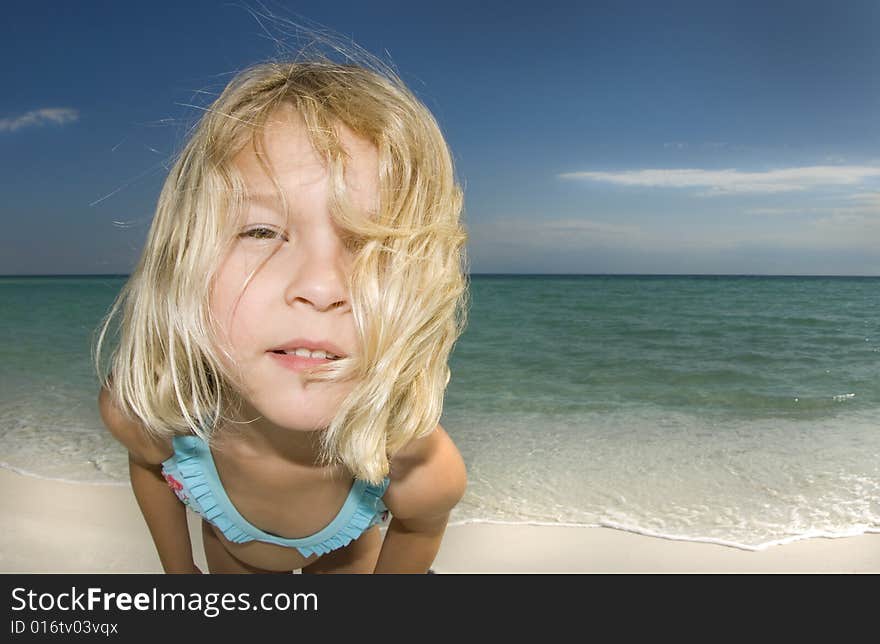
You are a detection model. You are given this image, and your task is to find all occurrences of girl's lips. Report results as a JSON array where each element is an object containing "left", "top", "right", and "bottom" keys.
[
  {"left": 270, "top": 338, "right": 348, "bottom": 358},
  {"left": 268, "top": 351, "right": 335, "bottom": 371}
]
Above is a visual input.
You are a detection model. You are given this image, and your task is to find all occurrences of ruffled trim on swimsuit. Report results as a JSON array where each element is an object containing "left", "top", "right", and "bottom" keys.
[
  {"left": 294, "top": 480, "right": 388, "bottom": 558},
  {"left": 171, "top": 443, "right": 253, "bottom": 545},
  {"left": 164, "top": 436, "right": 390, "bottom": 558}
]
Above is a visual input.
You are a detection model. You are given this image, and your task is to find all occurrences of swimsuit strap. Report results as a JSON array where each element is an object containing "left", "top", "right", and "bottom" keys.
[{"left": 162, "top": 435, "right": 389, "bottom": 558}]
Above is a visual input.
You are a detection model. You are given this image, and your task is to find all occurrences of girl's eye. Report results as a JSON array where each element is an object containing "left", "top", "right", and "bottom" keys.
[{"left": 240, "top": 226, "right": 287, "bottom": 241}]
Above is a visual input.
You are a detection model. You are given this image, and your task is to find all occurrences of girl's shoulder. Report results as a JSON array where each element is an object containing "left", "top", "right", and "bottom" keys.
[
  {"left": 383, "top": 424, "right": 467, "bottom": 522},
  {"left": 98, "top": 385, "right": 173, "bottom": 465}
]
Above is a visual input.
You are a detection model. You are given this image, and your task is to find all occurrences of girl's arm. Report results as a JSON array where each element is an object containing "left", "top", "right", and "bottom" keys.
[
  {"left": 128, "top": 453, "right": 200, "bottom": 573},
  {"left": 98, "top": 386, "right": 199, "bottom": 573},
  {"left": 373, "top": 424, "right": 467, "bottom": 574}
]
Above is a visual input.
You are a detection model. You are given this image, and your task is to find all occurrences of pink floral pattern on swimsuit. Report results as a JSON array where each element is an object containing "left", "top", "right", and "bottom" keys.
[{"left": 162, "top": 472, "right": 190, "bottom": 506}]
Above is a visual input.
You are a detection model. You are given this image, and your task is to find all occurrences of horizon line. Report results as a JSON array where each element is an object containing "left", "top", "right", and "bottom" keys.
[{"left": 2, "top": 272, "right": 880, "bottom": 279}]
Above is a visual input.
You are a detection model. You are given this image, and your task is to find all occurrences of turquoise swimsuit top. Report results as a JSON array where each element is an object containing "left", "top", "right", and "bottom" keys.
[{"left": 160, "top": 435, "right": 390, "bottom": 558}]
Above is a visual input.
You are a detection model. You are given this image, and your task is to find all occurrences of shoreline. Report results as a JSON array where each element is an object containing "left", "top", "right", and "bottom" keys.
[
  {"left": 447, "top": 518, "right": 880, "bottom": 553},
  {"left": 2, "top": 468, "right": 878, "bottom": 573},
  {"left": 4, "top": 464, "right": 875, "bottom": 553}
]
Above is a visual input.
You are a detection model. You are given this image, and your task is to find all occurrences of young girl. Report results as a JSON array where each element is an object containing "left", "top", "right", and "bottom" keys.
[{"left": 95, "top": 57, "right": 468, "bottom": 574}]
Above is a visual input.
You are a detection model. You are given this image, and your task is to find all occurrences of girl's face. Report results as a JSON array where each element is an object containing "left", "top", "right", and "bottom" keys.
[{"left": 211, "top": 104, "right": 378, "bottom": 432}]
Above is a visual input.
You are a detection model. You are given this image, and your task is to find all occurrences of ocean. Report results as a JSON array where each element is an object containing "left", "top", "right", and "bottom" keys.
[{"left": 1, "top": 274, "right": 878, "bottom": 550}]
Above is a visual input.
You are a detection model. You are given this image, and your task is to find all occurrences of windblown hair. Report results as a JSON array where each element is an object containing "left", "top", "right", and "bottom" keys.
[{"left": 95, "top": 58, "right": 468, "bottom": 484}]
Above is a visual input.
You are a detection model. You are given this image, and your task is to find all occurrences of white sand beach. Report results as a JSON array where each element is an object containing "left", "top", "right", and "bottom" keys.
[{"left": 1, "top": 468, "right": 878, "bottom": 574}]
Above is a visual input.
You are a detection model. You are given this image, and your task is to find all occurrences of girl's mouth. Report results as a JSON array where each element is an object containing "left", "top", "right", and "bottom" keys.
[
  {"left": 270, "top": 348, "right": 342, "bottom": 360},
  {"left": 268, "top": 350, "right": 339, "bottom": 371}
]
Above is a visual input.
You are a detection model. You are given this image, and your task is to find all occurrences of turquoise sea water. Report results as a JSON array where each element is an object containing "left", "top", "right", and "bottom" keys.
[{"left": 1, "top": 275, "right": 878, "bottom": 549}]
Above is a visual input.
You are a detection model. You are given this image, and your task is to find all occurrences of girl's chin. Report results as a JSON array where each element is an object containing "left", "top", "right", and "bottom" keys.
[
  {"left": 254, "top": 409, "right": 336, "bottom": 432},
  {"left": 239, "top": 381, "right": 353, "bottom": 431}
]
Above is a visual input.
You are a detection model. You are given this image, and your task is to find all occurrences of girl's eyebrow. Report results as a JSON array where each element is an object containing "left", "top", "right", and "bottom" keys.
[
  {"left": 244, "top": 193, "right": 287, "bottom": 210},
  {"left": 245, "top": 193, "right": 282, "bottom": 203}
]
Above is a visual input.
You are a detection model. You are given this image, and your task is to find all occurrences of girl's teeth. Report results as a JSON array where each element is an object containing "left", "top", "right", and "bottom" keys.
[{"left": 282, "top": 348, "right": 337, "bottom": 359}]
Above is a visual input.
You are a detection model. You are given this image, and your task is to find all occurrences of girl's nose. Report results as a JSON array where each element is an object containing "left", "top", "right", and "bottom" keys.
[{"left": 282, "top": 234, "right": 351, "bottom": 313}]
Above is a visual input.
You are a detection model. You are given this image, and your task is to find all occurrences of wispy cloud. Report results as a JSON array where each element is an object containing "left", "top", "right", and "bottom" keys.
[
  {"left": 560, "top": 166, "right": 880, "bottom": 196},
  {"left": 745, "top": 204, "right": 880, "bottom": 217},
  {"left": 846, "top": 191, "right": 880, "bottom": 206},
  {"left": 0, "top": 108, "right": 79, "bottom": 133},
  {"left": 467, "top": 216, "right": 645, "bottom": 258},
  {"left": 470, "top": 216, "right": 641, "bottom": 242},
  {"left": 744, "top": 207, "right": 823, "bottom": 216},
  {"left": 531, "top": 218, "right": 640, "bottom": 237},
  {"left": 468, "top": 211, "right": 880, "bottom": 261},
  {"left": 663, "top": 141, "right": 734, "bottom": 151}
]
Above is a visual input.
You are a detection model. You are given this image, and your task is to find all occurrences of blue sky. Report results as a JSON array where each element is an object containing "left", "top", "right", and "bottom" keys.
[{"left": 2, "top": 0, "right": 878, "bottom": 275}]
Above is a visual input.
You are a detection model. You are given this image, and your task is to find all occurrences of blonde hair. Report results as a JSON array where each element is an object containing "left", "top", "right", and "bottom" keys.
[{"left": 95, "top": 58, "right": 469, "bottom": 484}]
